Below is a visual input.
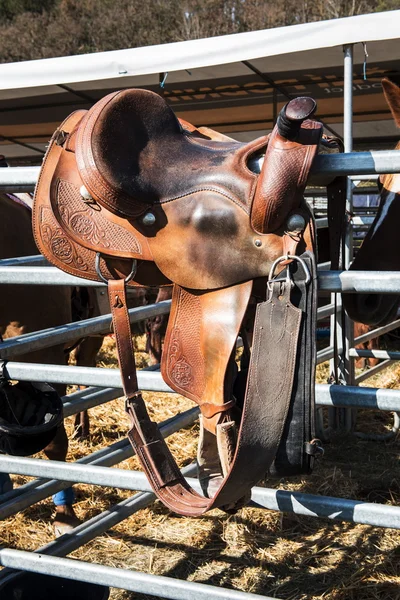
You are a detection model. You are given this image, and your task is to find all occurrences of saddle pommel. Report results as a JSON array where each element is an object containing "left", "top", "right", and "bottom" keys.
[
  {"left": 277, "top": 97, "right": 317, "bottom": 141},
  {"left": 251, "top": 97, "right": 321, "bottom": 235}
]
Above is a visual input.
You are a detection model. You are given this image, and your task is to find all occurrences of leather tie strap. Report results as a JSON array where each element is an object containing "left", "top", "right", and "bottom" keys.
[{"left": 109, "top": 276, "right": 303, "bottom": 516}]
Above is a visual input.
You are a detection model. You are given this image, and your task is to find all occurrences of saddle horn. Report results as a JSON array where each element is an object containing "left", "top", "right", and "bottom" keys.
[
  {"left": 276, "top": 97, "right": 317, "bottom": 140},
  {"left": 251, "top": 96, "right": 320, "bottom": 235}
]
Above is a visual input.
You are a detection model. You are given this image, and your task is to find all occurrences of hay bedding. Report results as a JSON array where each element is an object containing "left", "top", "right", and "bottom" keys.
[{"left": 0, "top": 335, "right": 399, "bottom": 600}]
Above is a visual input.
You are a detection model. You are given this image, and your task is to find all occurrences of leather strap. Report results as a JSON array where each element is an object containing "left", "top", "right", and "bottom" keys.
[
  {"left": 270, "top": 251, "right": 319, "bottom": 475},
  {"left": 327, "top": 176, "right": 347, "bottom": 385},
  {"left": 109, "top": 276, "right": 303, "bottom": 516},
  {"left": 327, "top": 176, "right": 347, "bottom": 272}
]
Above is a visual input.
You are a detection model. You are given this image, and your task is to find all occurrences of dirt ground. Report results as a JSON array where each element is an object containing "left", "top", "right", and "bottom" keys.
[{"left": 0, "top": 335, "right": 399, "bottom": 600}]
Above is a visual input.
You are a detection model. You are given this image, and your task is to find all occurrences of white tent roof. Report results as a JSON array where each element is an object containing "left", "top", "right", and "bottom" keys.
[{"left": 1, "top": 10, "right": 400, "bottom": 162}]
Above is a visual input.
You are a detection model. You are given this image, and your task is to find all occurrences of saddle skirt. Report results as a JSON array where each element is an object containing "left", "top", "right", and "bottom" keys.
[{"left": 33, "top": 89, "right": 322, "bottom": 516}]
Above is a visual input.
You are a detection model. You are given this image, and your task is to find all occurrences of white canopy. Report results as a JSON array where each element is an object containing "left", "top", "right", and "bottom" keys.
[{"left": 1, "top": 10, "right": 399, "bottom": 162}]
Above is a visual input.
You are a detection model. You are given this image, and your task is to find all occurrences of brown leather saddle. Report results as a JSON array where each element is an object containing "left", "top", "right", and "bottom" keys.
[{"left": 33, "top": 89, "right": 322, "bottom": 516}]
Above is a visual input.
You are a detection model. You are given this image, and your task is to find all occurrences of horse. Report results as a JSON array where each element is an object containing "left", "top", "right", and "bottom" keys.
[{"left": 343, "top": 78, "right": 400, "bottom": 327}]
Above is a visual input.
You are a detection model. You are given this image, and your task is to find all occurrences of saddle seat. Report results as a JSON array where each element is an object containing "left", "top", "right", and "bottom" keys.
[{"left": 76, "top": 89, "right": 261, "bottom": 220}]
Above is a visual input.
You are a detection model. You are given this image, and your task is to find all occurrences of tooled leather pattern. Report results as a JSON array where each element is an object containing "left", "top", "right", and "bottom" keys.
[
  {"left": 166, "top": 289, "right": 205, "bottom": 401},
  {"left": 38, "top": 206, "right": 122, "bottom": 283},
  {"left": 168, "top": 329, "right": 195, "bottom": 391},
  {"left": 56, "top": 179, "right": 141, "bottom": 254},
  {"left": 40, "top": 206, "right": 89, "bottom": 272},
  {"left": 251, "top": 120, "right": 322, "bottom": 234},
  {"left": 254, "top": 146, "right": 308, "bottom": 233}
]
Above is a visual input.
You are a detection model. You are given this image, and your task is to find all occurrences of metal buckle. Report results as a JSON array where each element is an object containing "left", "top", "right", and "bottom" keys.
[
  {"left": 95, "top": 252, "right": 137, "bottom": 285},
  {"left": 268, "top": 254, "right": 311, "bottom": 285}
]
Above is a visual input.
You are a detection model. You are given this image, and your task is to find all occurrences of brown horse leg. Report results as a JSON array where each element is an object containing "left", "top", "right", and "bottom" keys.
[
  {"left": 73, "top": 335, "right": 104, "bottom": 439},
  {"left": 43, "top": 423, "right": 80, "bottom": 535},
  {"left": 145, "top": 287, "right": 171, "bottom": 365},
  {"left": 73, "top": 404, "right": 90, "bottom": 440}
]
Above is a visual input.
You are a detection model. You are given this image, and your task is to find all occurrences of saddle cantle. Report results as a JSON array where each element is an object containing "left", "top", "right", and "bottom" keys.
[{"left": 33, "top": 89, "right": 323, "bottom": 516}]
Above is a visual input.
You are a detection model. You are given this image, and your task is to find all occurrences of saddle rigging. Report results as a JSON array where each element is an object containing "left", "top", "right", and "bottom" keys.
[{"left": 33, "top": 89, "right": 324, "bottom": 516}]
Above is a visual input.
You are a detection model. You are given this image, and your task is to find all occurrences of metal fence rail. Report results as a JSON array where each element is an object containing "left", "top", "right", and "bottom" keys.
[
  {"left": 1, "top": 149, "right": 400, "bottom": 191},
  {"left": 0, "top": 549, "right": 273, "bottom": 600},
  {"left": 3, "top": 361, "right": 400, "bottom": 412},
  {"left": 3, "top": 266, "right": 400, "bottom": 293},
  {"left": 0, "top": 300, "right": 171, "bottom": 358},
  {"left": 2, "top": 456, "right": 400, "bottom": 529}
]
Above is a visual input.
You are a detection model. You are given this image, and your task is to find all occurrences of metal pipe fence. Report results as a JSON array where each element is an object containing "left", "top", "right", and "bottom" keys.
[
  {"left": 0, "top": 254, "right": 49, "bottom": 266},
  {"left": 1, "top": 456, "right": 400, "bottom": 530},
  {"left": 4, "top": 266, "right": 400, "bottom": 293},
  {"left": 3, "top": 360, "right": 400, "bottom": 412},
  {"left": 1, "top": 149, "right": 400, "bottom": 191},
  {"left": 0, "top": 300, "right": 171, "bottom": 358},
  {"left": 0, "top": 549, "right": 273, "bottom": 600}
]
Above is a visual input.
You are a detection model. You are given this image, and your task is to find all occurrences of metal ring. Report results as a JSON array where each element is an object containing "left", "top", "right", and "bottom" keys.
[
  {"left": 268, "top": 254, "right": 311, "bottom": 285},
  {"left": 95, "top": 252, "right": 137, "bottom": 285}
]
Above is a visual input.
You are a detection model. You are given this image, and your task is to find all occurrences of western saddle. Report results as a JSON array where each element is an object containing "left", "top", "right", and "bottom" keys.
[{"left": 33, "top": 88, "right": 323, "bottom": 516}]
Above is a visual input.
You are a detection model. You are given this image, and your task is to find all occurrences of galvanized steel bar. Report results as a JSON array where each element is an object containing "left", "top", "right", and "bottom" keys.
[
  {"left": 0, "top": 266, "right": 104, "bottom": 286},
  {"left": 250, "top": 486, "right": 400, "bottom": 529},
  {"left": 0, "top": 549, "right": 273, "bottom": 600},
  {"left": 0, "top": 254, "right": 48, "bottom": 266},
  {"left": 3, "top": 362, "right": 174, "bottom": 391},
  {"left": 352, "top": 216, "right": 374, "bottom": 226},
  {"left": 342, "top": 44, "right": 355, "bottom": 429},
  {"left": 62, "top": 387, "right": 122, "bottom": 418},
  {"left": 343, "top": 44, "right": 353, "bottom": 153},
  {"left": 2, "top": 458, "right": 400, "bottom": 529},
  {"left": 310, "top": 150, "right": 400, "bottom": 179},
  {"left": 317, "top": 303, "right": 334, "bottom": 320},
  {"left": 0, "top": 167, "right": 39, "bottom": 190},
  {"left": 353, "top": 318, "right": 400, "bottom": 346},
  {"left": 317, "top": 346, "right": 334, "bottom": 364},
  {"left": 2, "top": 151, "right": 400, "bottom": 190},
  {"left": 6, "top": 362, "right": 400, "bottom": 411},
  {"left": 317, "top": 261, "right": 330, "bottom": 270},
  {"left": 315, "top": 383, "right": 400, "bottom": 411},
  {"left": 4, "top": 267, "right": 400, "bottom": 293},
  {"left": 354, "top": 360, "right": 392, "bottom": 385},
  {"left": 318, "top": 271, "right": 400, "bottom": 293},
  {"left": 350, "top": 348, "right": 400, "bottom": 360},
  {"left": 0, "top": 300, "right": 171, "bottom": 359}
]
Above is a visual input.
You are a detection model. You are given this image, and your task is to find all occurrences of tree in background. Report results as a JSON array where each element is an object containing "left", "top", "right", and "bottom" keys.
[
  {"left": 0, "top": 0, "right": 57, "bottom": 23},
  {"left": 0, "top": 0, "right": 397, "bottom": 63}
]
